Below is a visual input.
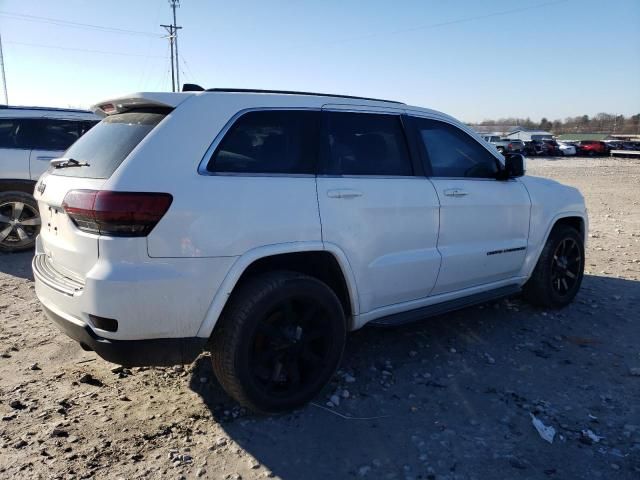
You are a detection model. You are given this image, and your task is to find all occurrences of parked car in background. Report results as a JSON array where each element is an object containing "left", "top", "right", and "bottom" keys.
[
  {"left": 543, "top": 139, "right": 561, "bottom": 156},
  {"left": 577, "top": 140, "right": 608, "bottom": 156},
  {"left": 621, "top": 141, "right": 640, "bottom": 151},
  {"left": 0, "top": 106, "right": 99, "bottom": 252},
  {"left": 32, "top": 88, "right": 587, "bottom": 413},
  {"left": 525, "top": 140, "right": 549, "bottom": 156},
  {"left": 558, "top": 142, "right": 577, "bottom": 156},
  {"left": 604, "top": 140, "right": 625, "bottom": 151},
  {"left": 482, "top": 135, "right": 525, "bottom": 155}
]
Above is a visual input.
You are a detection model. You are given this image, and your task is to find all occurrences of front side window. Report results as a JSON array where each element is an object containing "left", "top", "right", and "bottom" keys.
[
  {"left": 207, "top": 110, "right": 318, "bottom": 174},
  {"left": 322, "top": 112, "right": 412, "bottom": 176},
  {"left": 412, "top": 118, "right": 499, "bottom": 178}
]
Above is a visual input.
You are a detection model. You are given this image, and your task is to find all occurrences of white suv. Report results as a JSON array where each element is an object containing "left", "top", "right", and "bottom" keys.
[
  {"left": 0, "top": 106, "right": 98, "bottom": 252},
  {"left": 32, "top": 89, "right": 587, "bottom": 412}
]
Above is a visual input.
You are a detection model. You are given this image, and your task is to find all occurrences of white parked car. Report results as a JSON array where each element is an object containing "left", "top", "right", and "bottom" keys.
[
  {"left": 558, "top": 142, "right": 577, "bottom": 156},
  {"left": 32, "top": 88, "right": 587, "bottom": 412},
  {"left": 0, "top": 106, "right": 99, "bottom": 251}
]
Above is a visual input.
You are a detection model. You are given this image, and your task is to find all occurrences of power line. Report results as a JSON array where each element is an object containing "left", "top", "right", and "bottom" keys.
[
  {"left": 137, "top": 1, "right": 165, "bottom": 90},
  {"left": 326, "top": 0, "right": 569, "bottom": 46},
  {"left": 6, "top": 40, "right": 165, "bottom": 59},
  {"left": 0, "top": 11, "right": 161, "bottom": 38},
  {"left": 180, "top": 55, "right": 197, "bottom": 83}
]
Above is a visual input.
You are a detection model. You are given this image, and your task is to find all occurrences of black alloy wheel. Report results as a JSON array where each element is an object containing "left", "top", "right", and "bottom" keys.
[
  {"left": 249, "top": 297, "right": 333, "bottom": 398},
  {"left": 211, "top": 271, "right": 346, "bottom": 413},
  {"left": 523, "top": 225, "right": 585, "bottom": 308},
  {"left": 550, "top": 237, "right": 582, "bottom": 296}
]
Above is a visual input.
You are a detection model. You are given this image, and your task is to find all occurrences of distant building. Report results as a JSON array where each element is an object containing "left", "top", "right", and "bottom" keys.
[
  {"left": 470, "top": 125, "right": 518, "bottom": 136},
  {"left": 504, "top": 129, "right": 554, "bottom": 141}
]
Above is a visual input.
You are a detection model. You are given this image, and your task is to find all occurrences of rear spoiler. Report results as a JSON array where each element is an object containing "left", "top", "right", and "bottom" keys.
[{"left": 91, "top": 92, "right": 195, "bottom": 117}]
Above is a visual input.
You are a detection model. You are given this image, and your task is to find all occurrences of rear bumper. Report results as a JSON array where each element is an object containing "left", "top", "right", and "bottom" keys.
[{"left": 42, "top": 303, "right": 206, "bottom": 367}]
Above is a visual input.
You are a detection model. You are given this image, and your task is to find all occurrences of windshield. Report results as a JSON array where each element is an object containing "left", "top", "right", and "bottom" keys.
[{"left": 51, "top": 110, "right": 168, "bottom": 178}]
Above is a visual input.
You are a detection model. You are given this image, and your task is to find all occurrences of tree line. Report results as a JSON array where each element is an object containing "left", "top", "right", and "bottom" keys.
[{"left": 472, "top": 113, "right": 640, "bottom": 135}]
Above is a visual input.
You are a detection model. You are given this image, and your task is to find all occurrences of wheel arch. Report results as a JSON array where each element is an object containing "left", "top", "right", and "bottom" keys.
[
  {"left": 551, "top": 215, "right": 586, "bottom": 242},
  {"left": 196, "top": 242, "right": 360, "bottom": 339},
  {"left": 0, "top": 179, "right": 37, "bottom": 195},
  {"left": 521, "top": 211, "right": 588, "bottom": 280}
]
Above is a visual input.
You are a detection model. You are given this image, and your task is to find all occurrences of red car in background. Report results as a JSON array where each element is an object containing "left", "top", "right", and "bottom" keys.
[{"left": 577, "top": 141, "right": 608, "bottom": 156}]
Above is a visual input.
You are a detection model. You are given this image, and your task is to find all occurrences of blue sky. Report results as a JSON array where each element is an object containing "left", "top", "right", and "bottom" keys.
[{"left": 1, "top": 0, "right": 638, "bottom": 122}]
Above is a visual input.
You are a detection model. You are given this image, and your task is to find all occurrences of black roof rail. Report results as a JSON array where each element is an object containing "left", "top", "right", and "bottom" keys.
[
  {"left": 0, "top": 105, "right": 92, "bottom": 114},
  {"left": 204, "top": 88, "right": 404, "bottom": 105}
]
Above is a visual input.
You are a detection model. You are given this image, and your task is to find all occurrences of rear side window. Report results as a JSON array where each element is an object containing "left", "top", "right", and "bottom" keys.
[
  {"left": 52, "top": 111, "right": 167, "bottom": 178},
  {"left": 31, "top": 119, "right": 84, "bottom": 151},
  {"left": 322, "top": 112, "right": 412, "bottom": 176},
  {"left": 207, "top": 110, "right": 318, "bottom": 174},
  {"left": 0, "top": 119, "right": 18, "bottom": 148},
  {"left": 411, "top": 117, "right": 499, "bottom": 178}
]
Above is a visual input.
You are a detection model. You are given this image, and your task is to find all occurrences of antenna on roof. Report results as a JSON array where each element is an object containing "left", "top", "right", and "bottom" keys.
[{"left": 182, "top": 84, "right": 204, "bottom": 92}]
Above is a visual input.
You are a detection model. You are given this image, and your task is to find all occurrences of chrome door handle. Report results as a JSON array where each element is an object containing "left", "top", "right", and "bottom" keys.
[
  {"left": 36, "top": 156, "right": 56, "bottom": 162},
  {"left": 327, "top": 189, "right": 363, "bottom": 199},
  {"left": 443, "top": 188, "right": 468, "bottom": 197}
]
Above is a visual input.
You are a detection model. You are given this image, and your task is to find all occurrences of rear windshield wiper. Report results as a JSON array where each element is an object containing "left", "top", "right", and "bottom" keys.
[{"left": 51, "top": 158, "right": 90, "bottom": 169}]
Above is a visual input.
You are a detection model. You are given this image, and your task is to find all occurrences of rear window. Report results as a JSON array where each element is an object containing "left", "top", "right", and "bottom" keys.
[{"left": 51, "top": 110, "right": 167, "bottom": 178}]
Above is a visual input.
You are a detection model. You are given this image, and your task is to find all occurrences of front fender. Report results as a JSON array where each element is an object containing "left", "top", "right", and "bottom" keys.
[{"left": 519, "top": 176, "right": 587, "bottom": 279}]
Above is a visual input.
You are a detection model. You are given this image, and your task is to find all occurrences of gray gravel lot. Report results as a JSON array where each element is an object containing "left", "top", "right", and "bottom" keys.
[{"left": 1, "top": 156, "right": 639, "bottom": 479}]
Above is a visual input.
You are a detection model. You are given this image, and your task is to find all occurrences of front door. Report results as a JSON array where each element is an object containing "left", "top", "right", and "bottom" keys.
[
  {"left": 316, "top": 108, "right": 441, "bottom": 314},
  {"left": 408, "top": 116, "right": 531, "bottom": 295}
]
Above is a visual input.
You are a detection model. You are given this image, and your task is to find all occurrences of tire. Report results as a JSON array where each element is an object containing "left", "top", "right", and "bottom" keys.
[
  {"left": 0, "top": 191, "right": 41, "bottom": 253},
  {"left": 523, "top": 225, "right": 584, "bottom": 308},
  {"left": 210, "top": 271, "right": 347, "bottom": 413},
  {"left": 497, "top": 147, "right": 505, "bottom": 155}
]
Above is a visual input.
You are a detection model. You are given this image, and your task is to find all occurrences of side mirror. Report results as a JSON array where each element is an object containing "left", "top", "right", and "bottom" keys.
[{"left": 500, "top": 153, "right": 525, "bottom": 179}]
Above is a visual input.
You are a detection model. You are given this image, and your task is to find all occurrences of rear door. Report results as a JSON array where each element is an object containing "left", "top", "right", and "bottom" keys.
[
  {"left": 176, "top": 109, "right": 323, "bottom": 258},
  {"left": 316, "top": 107, "right": 441, "bottom": 314},
  {"left": 407, "top": 115, "right": 530, "bottom": 295}
]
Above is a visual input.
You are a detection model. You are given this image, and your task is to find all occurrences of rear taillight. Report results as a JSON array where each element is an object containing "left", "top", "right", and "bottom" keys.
[{"left": 62, "top": 190, "right": 173, "bottom": 237}]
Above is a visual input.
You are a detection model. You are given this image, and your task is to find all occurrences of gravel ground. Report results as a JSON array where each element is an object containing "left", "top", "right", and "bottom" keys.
[{"left": 1, "top": 156, "right": 639, "bottom": 480}]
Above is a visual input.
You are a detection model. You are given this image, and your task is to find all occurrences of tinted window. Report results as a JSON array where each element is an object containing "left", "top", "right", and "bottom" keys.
[
  {"left": 31, "top": 119, "right": 83, "bottom": 151},
  {"left": 412, "top": 118, "right": 499, "bottom": 178},
  {"left": 322, "top": 112, "right": 412, "bottom": 176},
  {"left": 52, "top": 110, "right": 166, "bottom": 178},
  {"left": 207, "top": 110, "right": 318, "bottom": 174},
  {"left": 0, "top": 119, "right": 18, "bottom": 148}
]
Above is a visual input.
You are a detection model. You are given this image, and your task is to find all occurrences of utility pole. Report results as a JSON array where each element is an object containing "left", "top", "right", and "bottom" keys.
[
  {"left": 0, "top": 33, "right": 8, "bottom": 105},
  {"left": 171, "top": 0, "right": 180, "bottom": 90},
  {"left": 160, "top": 24, "right": 175, "bottom": 91},
  {"left": 161, "top": 0, "right": 181, "bottom": 92}
]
